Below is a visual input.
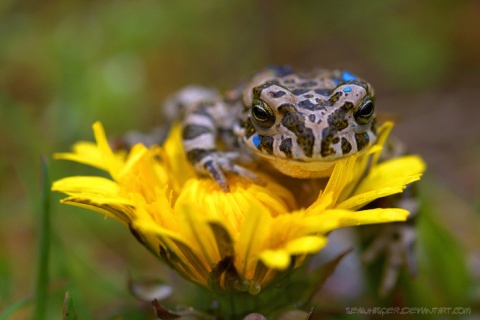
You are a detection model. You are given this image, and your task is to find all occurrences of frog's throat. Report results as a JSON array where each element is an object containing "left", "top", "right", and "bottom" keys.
[
  {"left": 265, "top": 157, "right": 336, "bottom": 178},
  {"left": 255, "top": 148, "right": 366, "bottom": 178}
]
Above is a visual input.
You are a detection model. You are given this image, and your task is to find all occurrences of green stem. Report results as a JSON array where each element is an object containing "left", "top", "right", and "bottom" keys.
[
  {"left": 33, "top": 157, "right": 51, "bottom": 320},
  {"left": 215, "top": 292, "right": 260, "bottom": 319}
]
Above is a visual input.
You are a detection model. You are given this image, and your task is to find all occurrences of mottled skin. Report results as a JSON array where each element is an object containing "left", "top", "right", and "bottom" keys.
[{"left": 180, "top": 66, "right": 377, "bottom": 191}]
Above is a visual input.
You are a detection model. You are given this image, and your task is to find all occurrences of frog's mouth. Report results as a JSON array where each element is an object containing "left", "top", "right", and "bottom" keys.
[
  {"left": 248, "top": 144, "right": 368, "bottom": 179},
  {"left": 246, "top": 148, "right": 346, "bottom": 178},
  {"left": 252, "top": 149, "right": 350, "bottom": 163},
  {"left": 245, "top": 130, "right": 364, "bottom": 166}
]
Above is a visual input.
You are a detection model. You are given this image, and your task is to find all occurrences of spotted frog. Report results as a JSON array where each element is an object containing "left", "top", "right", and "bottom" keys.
[{"left": 178, "top": 66, "right": 377, "bottom": 191}]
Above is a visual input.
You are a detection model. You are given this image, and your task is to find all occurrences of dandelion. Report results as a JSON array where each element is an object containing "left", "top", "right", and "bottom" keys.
[{"left": 52, "top": 121, "right": 425, "bottom": 297}]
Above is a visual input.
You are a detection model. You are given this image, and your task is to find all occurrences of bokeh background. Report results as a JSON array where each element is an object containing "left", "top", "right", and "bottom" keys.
[{"left": 1, "top": 0, "right": 479, "bottom": 318}]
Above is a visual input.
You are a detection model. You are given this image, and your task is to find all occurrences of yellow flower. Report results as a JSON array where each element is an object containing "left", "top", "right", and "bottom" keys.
[{"left": 52, "top": 121, "right": 425, "bottom": 295}]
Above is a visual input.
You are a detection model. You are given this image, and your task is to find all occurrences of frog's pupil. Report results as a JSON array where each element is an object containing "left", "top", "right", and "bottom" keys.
[
  {"left": 360, "top": 101, "right": 373, "bottom": 116},
  {"left": 253, "top": 105, "right": 268, "bottom": 120},
  {"left": 252, "top": 99, "right": 275, "bottom": 128},
  {"left": 354, "top": 97, "right": 374, "bottom": 125}
]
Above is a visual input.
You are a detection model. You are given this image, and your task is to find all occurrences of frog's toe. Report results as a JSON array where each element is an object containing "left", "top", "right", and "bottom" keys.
[
  {"left": 199, "top": 153, "right": 264, "bottom": 192},
  {"left": 203, "top": 159, "right": 230, "bottom": 192},
  {"left": 219, "top": 159, "right": 266, "bottom": 187}
]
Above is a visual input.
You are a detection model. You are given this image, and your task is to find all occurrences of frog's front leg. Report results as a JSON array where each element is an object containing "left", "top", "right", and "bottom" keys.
[
  {"left": 361, "top": 187, "right": 419, "bottom": 297},
  {"left": 182, "top": 102, "right": 263, "bottom": 192}
]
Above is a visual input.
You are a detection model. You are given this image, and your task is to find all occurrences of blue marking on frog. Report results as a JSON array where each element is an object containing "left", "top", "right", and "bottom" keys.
[
  {"left": 252, "top": 135, "right": 261, "bottom": 148},
  {"left": 341, "top": 71, "right": 356, "bottom": 82},
  {"left": 343, "top": 86, "right": 352, "bottom": 93}
]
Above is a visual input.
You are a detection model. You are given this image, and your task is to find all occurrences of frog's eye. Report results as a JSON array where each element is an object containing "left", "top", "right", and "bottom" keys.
[
  {"left": 251, "top": 98, "right": 275, "bottom": 129},
  {"left": 354, "top": 96, "right": 375, "bottom": 125}
]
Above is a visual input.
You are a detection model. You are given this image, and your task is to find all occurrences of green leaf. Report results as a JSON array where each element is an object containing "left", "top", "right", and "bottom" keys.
[
  {"left": 63, "top": 292, "right": 79, "bottom": 320},
  {"left": 402, "top": 180, "right": 472, "bottom": 307}
]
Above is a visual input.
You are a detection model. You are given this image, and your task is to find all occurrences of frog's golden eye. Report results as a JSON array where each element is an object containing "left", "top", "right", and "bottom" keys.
[
  {"left": 251, "top": 98, "right": 275, "bottom": 129},
  {"left": 354, "top": 96, "right": 375, "bottom": 125}
]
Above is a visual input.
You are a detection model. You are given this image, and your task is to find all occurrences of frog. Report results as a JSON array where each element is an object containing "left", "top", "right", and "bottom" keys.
[{"left": 178, "top": 66, "right": 377, "bottom": 192}]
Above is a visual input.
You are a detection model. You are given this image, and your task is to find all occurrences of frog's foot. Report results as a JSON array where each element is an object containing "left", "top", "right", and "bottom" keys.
[
  {"left": 191, "top": 151, "right": 265, "bottom": 192},
  {"left": 361, "top": 223, "right": 416, "bottom": 297}
]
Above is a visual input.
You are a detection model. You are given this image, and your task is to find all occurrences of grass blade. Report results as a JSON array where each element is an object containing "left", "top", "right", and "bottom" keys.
[{"left": 33, "top": 156, "right": 51, "bottom": 320}]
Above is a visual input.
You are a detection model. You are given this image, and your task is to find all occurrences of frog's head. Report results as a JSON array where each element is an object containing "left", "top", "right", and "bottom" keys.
[{"left": 239, "top": 67, "right": 377, "bottom": 178}]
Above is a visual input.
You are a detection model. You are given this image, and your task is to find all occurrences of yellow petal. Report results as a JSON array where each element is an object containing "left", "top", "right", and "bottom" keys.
[
  {"left": 258, "top": 236, "right": 328, "bottom": 270},
  {"left": 336, "top": 186, "right": 406, "bottom": 211},
  {"left": 92, "top": 122, "right": 125, "bottom": 181},
  {"left": 307, "top": 156, "right": 356, "bottom": 212},
  {"left": 59, "top": 197, "right": 134, "bottom": 225},
  {"left": 118, "top": 144, "right": 166, "bottom": 203},
  {"left": 358, "top": 155, "right": 426, "bottom": 194},
  {"left": 179, "top": 203, "right": 222, "bottom": 267},
  {"left": 52, "top": 176, "right": 119, "bottom": 196},
  {"left": 133, "top": 220, "right": 210, "bottom": 285},
  {"left": 333, "top": 122, "right": 394, "bottom": 200},
  {"left": 284, "top": 236, "right": 328, "bottom": 255},
  {"left": 370, "top": 121, "right": 394, "bottom": 166},
  {"left": 161, "top": 124, "right": 197, "bottom": 190},
  {"left": 258, "top": 250, "right": 291, "bottom": 269},
  {"left": 53, "top": 142, "right": 116, "bottom": 171},
  {"left": 303, "top": 208, "right": 410, "bottom": 234},
  {"left": 338, "top": 155, "right": 426, "bottom": 210},
  {"left": 236, "top": 201, "right": 273, "bottom": 277}
]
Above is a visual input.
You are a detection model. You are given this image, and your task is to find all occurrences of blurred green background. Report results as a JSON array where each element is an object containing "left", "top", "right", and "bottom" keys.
[{"left": 1, "top": 0, "right": 479, "bottom": 318}]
